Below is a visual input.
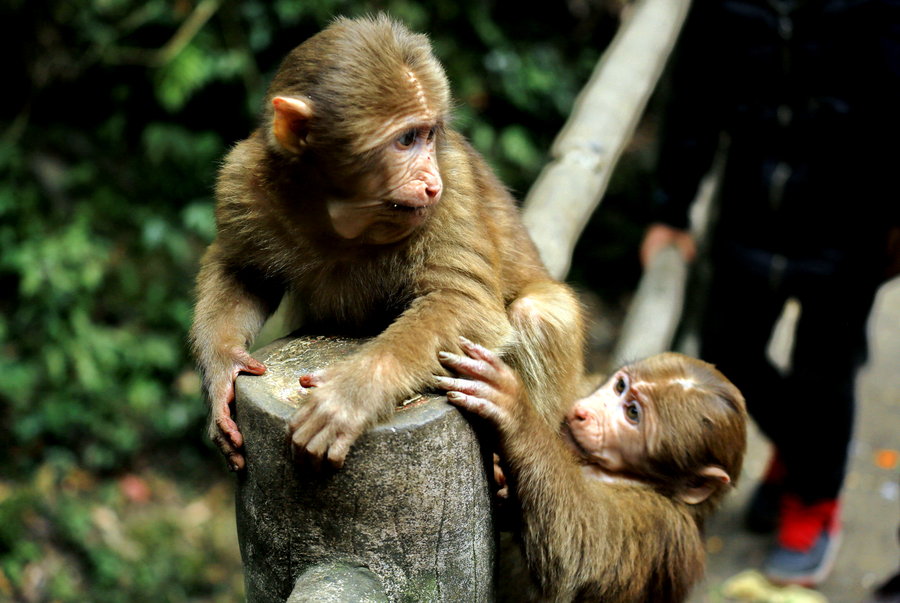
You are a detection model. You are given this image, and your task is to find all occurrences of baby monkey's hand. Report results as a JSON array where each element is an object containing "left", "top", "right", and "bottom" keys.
[{"left": 434, "top": 337, "right": 523, "bottom": 428}]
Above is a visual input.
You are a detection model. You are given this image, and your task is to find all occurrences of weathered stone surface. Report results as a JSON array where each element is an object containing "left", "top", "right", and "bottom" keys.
[
  {"left": 287, "top": 562, "right": 389, "bottom": 603},
  {"left": 234, "top": 336, "right": 495, "bottom": 603}
]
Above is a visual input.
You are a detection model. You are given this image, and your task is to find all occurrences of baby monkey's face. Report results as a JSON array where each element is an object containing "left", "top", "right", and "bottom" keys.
[{"left": 562, "top": 369, "right": 657, "bottom": 476}]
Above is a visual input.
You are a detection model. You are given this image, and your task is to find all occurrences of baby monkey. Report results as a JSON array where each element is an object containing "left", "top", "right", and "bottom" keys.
[{"left": 436, "top": 340, "right": 747, "bottom": 603}]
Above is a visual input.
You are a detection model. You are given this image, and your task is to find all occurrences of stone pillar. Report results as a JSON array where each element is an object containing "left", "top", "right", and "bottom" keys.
[{"left": 234, "top": 336, "right": 495, "bottom": 602}]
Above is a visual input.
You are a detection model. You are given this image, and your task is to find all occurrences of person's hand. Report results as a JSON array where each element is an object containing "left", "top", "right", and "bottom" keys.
[{"left": 640, "top": 223, "right": 697, "bottom": 268}]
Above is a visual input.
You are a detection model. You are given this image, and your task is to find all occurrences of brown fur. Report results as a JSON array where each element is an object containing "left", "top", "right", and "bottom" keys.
[
  {"left": 189, "top": 15, "right": 584, "bottom": 469},
  {"left": 627, "top": 353, "right": 747, "bottom": 521},
  {"left": 438, "top": 348, "right": 747, "bottom": 602}
]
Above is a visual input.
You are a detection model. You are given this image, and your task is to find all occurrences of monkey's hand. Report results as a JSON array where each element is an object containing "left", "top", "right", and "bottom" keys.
[
  {"left": 434, "top": 337, "right": 524, "bottom": 430},
  {"left": 492, "top": 452, "right": 509, "bottom": 499},
  {"left": 289, "top": 361, "right": 390, "bottom": 470},
  {"left": 206, "top": 348, "right": 267, "bottom": 472}
]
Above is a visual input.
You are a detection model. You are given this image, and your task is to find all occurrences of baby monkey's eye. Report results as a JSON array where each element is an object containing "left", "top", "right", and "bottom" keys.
[
  {"left": 614, "top": 376, "right": 627, "bottom": 396},
  {"left": 624, "top": 401, "right": 642, "bottom": 425},
  {"left": 426, "top": 127, "right": 436, "bottom": 142}
]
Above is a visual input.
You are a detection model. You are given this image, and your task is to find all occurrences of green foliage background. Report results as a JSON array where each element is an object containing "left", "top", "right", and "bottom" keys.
[{"left": 0, "top": 0, "right": 621, "bottom": 599}]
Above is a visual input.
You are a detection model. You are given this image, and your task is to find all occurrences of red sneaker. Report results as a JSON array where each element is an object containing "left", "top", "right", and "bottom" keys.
[{"left": 764, "top": 495, "right": 841, "bottom": 586}]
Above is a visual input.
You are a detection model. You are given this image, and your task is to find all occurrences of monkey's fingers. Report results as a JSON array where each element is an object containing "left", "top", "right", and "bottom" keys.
[
  {"left": 241, "top": 358, "right": 267, "bottom": 376},
  {"left": 433, "top": 374, "right": 498, "bottom": 400},
  {"left": 438, "top": 350, "right": 498, "bottom": 384},
  {"left": 290, "top": 406, "right": 331, "bottom": 461},
  {"left": 326, "top": 435, "right": 355, "bottom": 469},
  {"left": 457, "top": 338, "right": 520, "bottom": 388},
  {"left": 223, "top": 446, "right": 246, "bottom": 472},
  {"left": 211, "top": 424, "right": 245, "bottom": 472},
  {"left": 289, "top": 416, "right": 322, "bottom": 447},
  {"left": 299, "top": 372, "right": 324, "bottom": 388},
  {"left": 288, "top": 401, "right": 315, "bottom": 432},
  {"left": 492, "top": 453, "right": 508, "bottom": 490},
  {"left": 445, "top": 391, "right": 506, "bottom": 424},
  {"left": 227, "top": 451, "right": 246, "bottom": 472},
  {"left": 298, "top": 427, "right": 331, "bottom": 472},
  {"left": 210, "top": 378, "right": 243, "bottom": 448},
  {"left": 458, "top": 336, "right": 501, "bottom": 366},
  {"left": 232, "top": 347, "right": 267, "bottom": 376},
  {"left": 216, "top": 413, "right": 244, "bottom": 449},
  {"left": 292, "top": 416, "right": 358, "bottom": 470}
]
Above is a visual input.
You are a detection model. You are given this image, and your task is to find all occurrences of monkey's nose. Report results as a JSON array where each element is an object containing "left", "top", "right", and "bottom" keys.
[
  {"left": 426, "top": 181, "right": 442, "bottom": 199},
  {"left": 571, "top": 405, "right": 589, "bottom": 422}
]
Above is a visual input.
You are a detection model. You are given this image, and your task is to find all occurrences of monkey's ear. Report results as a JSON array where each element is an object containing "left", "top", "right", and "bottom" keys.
[
  {"left": 677, "top": 466, "right": 731, "bottom": 505},
  {"left": 272, "top": 96, "right": 313, "bottom": 154}
]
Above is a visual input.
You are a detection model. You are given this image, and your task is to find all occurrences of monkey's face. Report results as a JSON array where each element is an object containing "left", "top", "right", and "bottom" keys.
[
  {"left": 563, "top": 369, "right": 655, "bottom": 475},
  {"left": 322, "top": 125, "right": 443, "bottom": 245},
  {"left": 269, "top": 90, "right": 445, "bottom": 246},
  {"left": 382, "top": 124, "right": 443, "bottom": 209}
]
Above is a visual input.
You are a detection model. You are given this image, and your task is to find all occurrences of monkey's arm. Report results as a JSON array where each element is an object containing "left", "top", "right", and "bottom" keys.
[
  {"left": 290, "top": 282, "right": 513, "bottom": 469},
  {"left": 190, "top": 243, "right": 284, "bottom": 470}
]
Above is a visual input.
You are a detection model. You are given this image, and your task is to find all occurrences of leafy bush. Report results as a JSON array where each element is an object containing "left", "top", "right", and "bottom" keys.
[
  {"left": 1, "top": 0, "right": 614, "bottom": 475},
  {"left": 0, "top": 462, "right": 241, "bottom": 601},
  {"left": 0, "top": 0, "right": 618, "bottom": 598}
]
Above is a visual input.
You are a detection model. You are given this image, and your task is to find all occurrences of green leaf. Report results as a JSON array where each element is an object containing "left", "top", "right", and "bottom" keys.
[
  {"left": 155, "top": 45, "right": 211, "bottom": 112},
  {"left": 499, "top": 125, "right": 541, "bottom": 172},
  {"left": 181, "top": 201, "right": 215, "bottom": 240}
]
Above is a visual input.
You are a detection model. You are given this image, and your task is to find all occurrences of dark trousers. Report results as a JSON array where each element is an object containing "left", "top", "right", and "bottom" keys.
[{"left": 698, "top": 243, "right": 880, "bottom": 502}]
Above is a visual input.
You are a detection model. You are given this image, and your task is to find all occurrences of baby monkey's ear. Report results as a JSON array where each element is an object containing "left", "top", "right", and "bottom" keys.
[{"left": 676, "top": 466, "right": 731, "bottom": 505}]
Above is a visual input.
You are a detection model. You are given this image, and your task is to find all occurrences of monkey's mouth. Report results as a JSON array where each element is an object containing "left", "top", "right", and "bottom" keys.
[
  {"left": 383, "top": 185, "right": 442, "bottom": 212},
  {"left": 384, "top": 201, "right": 432, "bottom": 221},
  {"left": 387, "top": 202, "right": 421, "bottom": 212}
]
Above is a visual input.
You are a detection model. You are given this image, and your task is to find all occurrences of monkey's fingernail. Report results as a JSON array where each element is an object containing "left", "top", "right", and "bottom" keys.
[
  {"left": 438, "top": 351, "right": 453, "bottom": 360},
  {"left": 446, "top": 391, "right": 464, "bottom": 401},
  {"left": 433, "top": 375, "right": 451, "bottom": 385},
  {"left": 458, "top": 336, "right": 474, "bottom": 347}
]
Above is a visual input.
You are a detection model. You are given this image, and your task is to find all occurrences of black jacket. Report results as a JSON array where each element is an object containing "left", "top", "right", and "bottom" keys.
[{"left": 652, "top": 0, "right": 900, "bottom": 264}]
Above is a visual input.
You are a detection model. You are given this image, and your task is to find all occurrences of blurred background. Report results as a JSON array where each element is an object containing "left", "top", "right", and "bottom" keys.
[{"left": 1, "top": 1, "right": 655, "bottom": 600}]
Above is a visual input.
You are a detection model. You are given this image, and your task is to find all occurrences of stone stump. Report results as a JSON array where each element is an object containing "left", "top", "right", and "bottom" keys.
[{"left": 233, "top": 336, "right": 496, "bottom": 602}]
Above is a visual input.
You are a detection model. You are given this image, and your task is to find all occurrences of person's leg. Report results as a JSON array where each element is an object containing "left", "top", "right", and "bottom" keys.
[
  {"left": 700, "top": 249, "right": 789, "bottom": 447},
  {"left": 763, "top": 266, "right": 879, "bottom": 585},
  {"left": 699, "top": 248, "right": 791, "bottom": 533}
]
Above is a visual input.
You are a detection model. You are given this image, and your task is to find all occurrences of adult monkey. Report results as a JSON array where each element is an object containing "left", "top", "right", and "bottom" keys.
[{"left": 189, "top": 15, "right": 584, "bottom": 471}]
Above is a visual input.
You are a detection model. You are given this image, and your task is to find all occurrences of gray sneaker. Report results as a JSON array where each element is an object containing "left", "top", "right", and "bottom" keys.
[
  {"left": 764, "top": 494, "right": 841, "bottom": 586},
  {"left": 764, "top": 528, "right": 842, "bottom": 586}
]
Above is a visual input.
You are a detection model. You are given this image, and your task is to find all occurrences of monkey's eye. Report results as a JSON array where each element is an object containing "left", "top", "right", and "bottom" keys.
[
  {"left": 397, "top": 129, "right": 417, "bottom": 148},
  {"left": 614, "top": 375, "right": 627, "bottom": 396},
  {"left": 426, "top": 127, "right": 436, "bottom": 142},
  {"left": 624, "top": 401, "right": 642, "bottom": 425}
]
